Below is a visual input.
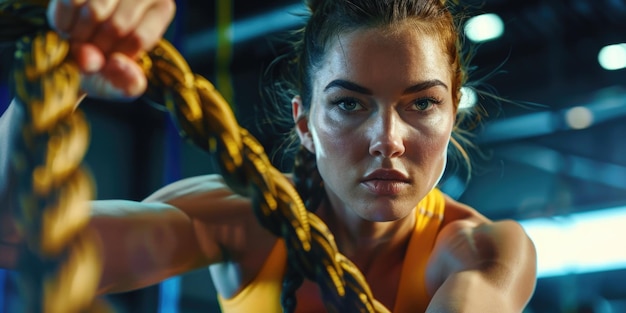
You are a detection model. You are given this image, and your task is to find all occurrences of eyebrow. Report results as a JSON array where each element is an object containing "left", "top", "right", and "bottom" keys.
[{"left": 323, "top": 79, "right": 448, "bottom": 95}]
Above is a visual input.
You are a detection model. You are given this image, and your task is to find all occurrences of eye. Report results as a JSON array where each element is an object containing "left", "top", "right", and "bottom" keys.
[
  {"left": 334, "top": 98, "right": 364, "bottom": 112},
  {"left": 411, "top": 97, "right": 440, "bottom": 111}
]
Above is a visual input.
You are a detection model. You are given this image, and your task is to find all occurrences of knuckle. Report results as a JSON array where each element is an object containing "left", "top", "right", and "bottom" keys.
[
  {"left": 122, "top": 34, "right": 143, "bottom": 54},
  {"left": 157, "top": 0, "right": 177, "bottom": 21},
  {"left": 106, "top": 16, "right": 131, "bottom": 38},
  {"left": 83, "top": 1, "right": 110, "bottom": 22},
  {"left": 167, "top": 0, "right": 177, "bottom": 15},
  {"left": 161, "top": 0, "right": 177, "bottom": 13}
]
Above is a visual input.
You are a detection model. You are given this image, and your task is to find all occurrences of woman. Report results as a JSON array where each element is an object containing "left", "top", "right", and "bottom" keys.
[{"left": 0, "top": 0, "right": 537, "bottom": 312}]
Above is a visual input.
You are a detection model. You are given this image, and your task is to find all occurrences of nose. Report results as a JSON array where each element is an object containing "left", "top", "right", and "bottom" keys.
[{"left": 368, "top": 110, "right": 406, "bottom": 158}]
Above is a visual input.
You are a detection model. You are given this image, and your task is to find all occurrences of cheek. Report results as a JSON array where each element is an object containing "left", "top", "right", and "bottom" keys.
[
  {"left": 310, "top": 120, "right": 354, "bottom": 161},
  {"left": 433, "top": 145, "right": 448, "bottom": 186},
  {"left": 414, "top": 114, "right": 453, "bottom": 173},
  {"left": 430, "top": 109, "right": 455, "bottom": 144},
  {"left": 432, "top": 118, "right": 453, "bottom": 181},
  {"left": 309, "top": 123, "right": 352, "bottom": 189},
  {"left": 309, "top": 108, "right": 363, "bottom": 160}
]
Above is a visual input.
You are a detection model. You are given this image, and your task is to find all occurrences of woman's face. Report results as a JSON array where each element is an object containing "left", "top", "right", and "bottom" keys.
[{"left": 296, "top": 23, "right": 455, "bottom": 222}]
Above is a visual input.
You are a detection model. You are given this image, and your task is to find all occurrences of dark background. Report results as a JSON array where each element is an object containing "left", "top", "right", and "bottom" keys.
[{"left": 1, "top": 0, "right": 626, "bottom": 312}]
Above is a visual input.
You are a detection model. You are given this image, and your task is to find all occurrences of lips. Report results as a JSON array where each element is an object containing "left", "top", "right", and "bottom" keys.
[
  {"left": 361, "top": 169, "right": 410, "bottom": 196},
  {"left": 362, "top": 169, "right": 410, "bottom": 182}
]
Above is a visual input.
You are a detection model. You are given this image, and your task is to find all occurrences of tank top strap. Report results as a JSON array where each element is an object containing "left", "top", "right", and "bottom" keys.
[{"left": 393, "top": 188, "right": 446, "bottom": 313}]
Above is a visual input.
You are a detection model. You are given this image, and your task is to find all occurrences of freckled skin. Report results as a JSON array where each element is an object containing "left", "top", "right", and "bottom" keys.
[{"left": 303, "top": 24, "right": 455, "bottom": 223}]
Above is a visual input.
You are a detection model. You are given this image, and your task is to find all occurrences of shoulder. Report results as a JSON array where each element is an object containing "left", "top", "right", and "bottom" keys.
[
  {"left": 436, "top": 194, "right": 536, "bottom": 273},
  {"left": 440, "top": 193, "right": 489, "bottom": 226},
  {"left": 439, "top": 195, "right": 534, "bottom": 258},
  {"left": 438, "top": 194, "right": 534, "bottom": 260},
  {"left": 425, "top": 194, "right": 537, "bottom": 310}
]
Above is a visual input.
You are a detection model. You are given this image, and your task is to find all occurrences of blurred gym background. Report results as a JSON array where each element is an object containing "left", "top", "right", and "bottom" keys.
[{"left": 1, "top": 0, "right": 626, "bottom": 312}]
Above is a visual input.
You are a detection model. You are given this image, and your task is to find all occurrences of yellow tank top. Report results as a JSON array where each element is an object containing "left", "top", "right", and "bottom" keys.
[{"left": 218, "top": 188, "right": 446, "bottom": 312}]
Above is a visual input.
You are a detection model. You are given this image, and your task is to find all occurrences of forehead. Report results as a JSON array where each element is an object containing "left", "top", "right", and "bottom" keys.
[{"left": 316, "top": 23, "right": 452, "bottom": 91}]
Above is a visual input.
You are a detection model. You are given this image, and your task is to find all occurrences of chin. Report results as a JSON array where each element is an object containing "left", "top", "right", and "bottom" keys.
[{"left": 360, "top": 201, "right": 416, "bottom": 222}]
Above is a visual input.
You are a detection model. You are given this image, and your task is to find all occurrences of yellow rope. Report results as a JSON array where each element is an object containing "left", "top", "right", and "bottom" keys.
[
  {"left": 139, "top": 39, "right": 389, "bottom": 313},
  {"left": 12, "top": 30, "right": 113, "bottom": 313},
  {"left": 4, "top": 1, "right": 391, "bottom": 310}
]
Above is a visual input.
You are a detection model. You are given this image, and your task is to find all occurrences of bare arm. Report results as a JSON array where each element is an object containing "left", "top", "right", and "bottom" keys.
[
  {"left": 0, "top": 99, "right": 217, "bottom": 291},
  {"left": 95, "top": 173, "right": 267, "bottom": 295},
  {"left": 0, "top": 109, "right": 214, "bottom": 291},
  {"left": 91, "top": 200, "right": 216, "bottom": 294},
  {"left": 2, "top": 170, "right": 249, "bottom": 295},
  {"left": 425, "top": 201, "right": 537, "bottom": 312},
  {"left": 0, "top": 101, "right": 25, "bottom": 269},
  {"left": 2, "top": 0, "right": 176, "bottom": 269},
  {"left": 0, "top": 100, "right": 241, "bottom": 290}
]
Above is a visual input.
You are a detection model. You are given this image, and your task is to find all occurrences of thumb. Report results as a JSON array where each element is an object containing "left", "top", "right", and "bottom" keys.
[{"left": 81, "top": 53, "right": 147, "bottom": 100}]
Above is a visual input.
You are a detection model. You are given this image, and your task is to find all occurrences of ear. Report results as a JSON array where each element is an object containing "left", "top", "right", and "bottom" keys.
[{"left": 292, "top": 96, "right": 316, "bottom": 153}]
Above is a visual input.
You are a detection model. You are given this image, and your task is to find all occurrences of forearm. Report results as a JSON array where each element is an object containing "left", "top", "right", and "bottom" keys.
[
  {"left": 0, "top": 99, "right": 24, "bottom": 198},
  {"left": 0, "top": 97, "right": 86, "bottom": 269},
  {"left": 91, "top": 200, "right": 212, "bottom": 294},
  {"left": 0, "top": 100, "right": 25, "bottom": 270}
]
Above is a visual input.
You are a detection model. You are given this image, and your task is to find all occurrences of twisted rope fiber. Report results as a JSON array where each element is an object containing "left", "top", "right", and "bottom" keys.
[
  {"left": 3, "top": 1, "right": 389, "bottom": 311},
  {"left": 12, "top": 30, "right": 113, "bottom": 312},
  {"left": 138, "top": 40, "right": 389, "bottom": 312}
]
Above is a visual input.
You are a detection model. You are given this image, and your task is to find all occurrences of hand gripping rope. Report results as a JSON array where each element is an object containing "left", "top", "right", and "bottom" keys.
[{"left": 3, "top": 1, "right": 390, "bottom": 312}]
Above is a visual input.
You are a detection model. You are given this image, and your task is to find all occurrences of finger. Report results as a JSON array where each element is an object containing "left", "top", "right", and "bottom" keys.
[
  {"left": 109, "top": 0, "right": 176, "bottom": 58},
  {"left": 81, "top": 73, "right": 126, "bottom": 100},
  {"left": 71, "top": 0, "right": 120, "bottom": 42},
  {"left": 70, "top": 42, "right": 105, "bottom": 73},
  {"left": 46, "top": 0, "right": 86, "bottom": 34},
  {"left": 100, "top": 53, "right": 147, "bottom": 98},
  {"left": 80, "top": 54, "right": 146, "bottom": 100},
  {"left": 89, "top": 0, "right": 153, "bottom": 55}
]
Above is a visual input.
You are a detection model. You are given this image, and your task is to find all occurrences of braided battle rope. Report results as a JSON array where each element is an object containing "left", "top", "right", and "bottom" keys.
[
  {"left": 3, "top": 1, "right": 389, "bottom": 312},
  {"left": 11, "top": 30, "right": 113, "bottom": 313},
  {"left": 139, "top": 38, "right": 389, "bottom": 313}
]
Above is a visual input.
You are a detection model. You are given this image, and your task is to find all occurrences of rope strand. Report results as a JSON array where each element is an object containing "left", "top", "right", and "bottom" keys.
[
  {"left": 140, "top": 39, "right": 389, "bottom": 312},
  {"left": 12, "top": 30, "right": 113, "bottom": 313},
  {"left": 4, "top": 1, "right": 389, "bottom": 309}
]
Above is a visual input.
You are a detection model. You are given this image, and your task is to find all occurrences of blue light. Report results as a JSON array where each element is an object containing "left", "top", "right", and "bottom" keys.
[
  {"left": 459, "top": 86, "right": 477, "bottom": 110},
  {"left": 184, "top": 4, "right": 306, "bottom": 59},
  {"left": 0, "top": 269, "right": 5, "bottom": 313},
  {"left": 598, "top": 44, "right": 626, "bottom": 71},
  {"left": 519, "top": 206, "right": 626, "bottom": 278},
  {"left": 464, "top": 13, "right": 505, "bottom": 43}
]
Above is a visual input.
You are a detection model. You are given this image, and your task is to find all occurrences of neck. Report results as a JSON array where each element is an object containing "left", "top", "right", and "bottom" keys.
[{"left": 317, "top": 200, "right": 416, "bottom": 272}]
